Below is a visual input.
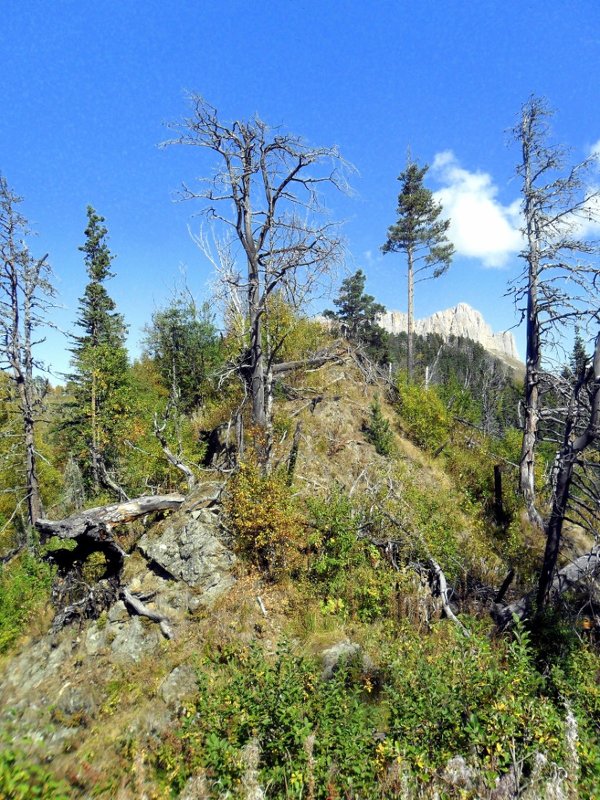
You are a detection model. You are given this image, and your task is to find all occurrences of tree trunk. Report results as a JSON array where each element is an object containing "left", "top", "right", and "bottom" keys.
[
  {"left": 91, "top": 371, "right": 100, "bottom": 492},
  {"left": 536, "top": 451, "right": 574, "bottom": 611},
  {"left": 264, "top": 360, "right": 274, "bottom": 469},
  {"left": 407, "top": 248, "right": 414, "bottom": 380},
  {"left": 537, "top": 333, "right": 600, "bottom": 610},
  {"left": 519, "top": 115, "right": 543, "bottom": 528},
  {"left": 17, "top": 397, "right": 42, "bottom": 527},
  {"left": 246, "top": 243, "right": 268, "bottom": 445},
  {"left": 494, "top": 333, "right": 600, "bottom": 624}
]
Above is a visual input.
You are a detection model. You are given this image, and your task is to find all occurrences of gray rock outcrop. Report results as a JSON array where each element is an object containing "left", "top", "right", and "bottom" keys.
[
  {"left": 378, "top": 302, "right": 519, "bottom": 361},
  {"left": 160, "top": 663, "right": 199, "bottom": 709},
  {"left": 137, "top": 508, "right": 235, "bottom": 603}
]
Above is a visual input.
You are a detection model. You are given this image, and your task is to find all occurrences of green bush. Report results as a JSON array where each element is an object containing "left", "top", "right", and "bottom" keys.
[
  {"left": 383, "top": 621, "right": 565, "bottom": 781},
  {"left": 152, "top": 643, "right": 380, "bottom": 798},
  {"left": 0, "top": 553, "right": 54, "bottom": 653},
  {"left": 549, "top": 643, "right": 600, "bottom": 794},
  {"left": 307, "top": 490, "right": 393, "bottom": 622},
  {"left": 149, "top": 624, "right": 586, "bottom": 798},
  {"left": 389, "top": 462, "right": 468, "bottom": 580},
  {"left": 0, "top": 745, "right": 70, "bottom": 799},
  {"left": 364, "top": 396, "right": 394, "bottom": 456},
  {"left": 396, "top": 379, "right": 450, "bottom": 452}
]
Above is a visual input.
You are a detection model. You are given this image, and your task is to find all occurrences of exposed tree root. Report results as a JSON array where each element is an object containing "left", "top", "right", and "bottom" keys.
[{"left": 37, "top": 493, "right": 185, "bottom": 634}]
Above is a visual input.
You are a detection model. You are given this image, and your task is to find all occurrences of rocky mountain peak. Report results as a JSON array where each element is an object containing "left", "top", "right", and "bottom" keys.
[{"left": 378, "top": 303, "right": 520, "bottom": 362}]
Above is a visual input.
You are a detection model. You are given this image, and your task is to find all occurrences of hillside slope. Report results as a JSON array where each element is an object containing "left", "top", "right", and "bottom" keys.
[{"left": 0, "top": 360, "right": 597, "bottom": 799}]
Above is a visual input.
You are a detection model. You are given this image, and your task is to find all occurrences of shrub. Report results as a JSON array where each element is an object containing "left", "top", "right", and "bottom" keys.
[
  {"left": 225, "top": 461, "right": 305, "bottom": 579},
  {"left": 0, "top": 745, "right": 70, "bottom": 799},
  {"left": 0, "top": 553, "right": 54, "bottom": 653},
  {"left": 364, "top": 396, "right": 393, "bottom": 456},
  {"left": 307, "top": 489, "right": 394, "bottom": 622},
  {"left": 396, "top": 379, "right": 450, "bottom": 452},
  {"left": 152, "top": 643, "right": 380, "bottom": 798},
  {"left": 383, "top": 621, "right": 565, "bottom": 782},
  {"left": 149, "top": 628, "right": 581, "bottom": 798}
]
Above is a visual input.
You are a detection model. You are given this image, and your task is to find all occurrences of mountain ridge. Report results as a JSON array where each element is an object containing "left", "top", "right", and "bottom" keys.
[{"left": 378, "top": 302, "right": 520, "bottom": 363}]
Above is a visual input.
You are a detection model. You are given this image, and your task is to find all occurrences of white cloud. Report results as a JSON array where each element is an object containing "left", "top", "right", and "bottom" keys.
[
  {"left": 431, "top": 151, "right": 522, "bottom": 268},
  {"left": 571, "top": 186, "right": 600, "bottom": 237},
  {"left": 566, "top": 142, "right": 600, "bottom": 236}
]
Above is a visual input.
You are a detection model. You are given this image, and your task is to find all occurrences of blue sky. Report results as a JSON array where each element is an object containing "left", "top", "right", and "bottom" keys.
[{"left": 2, "top": 0, "right": 600, "bottom": 376}]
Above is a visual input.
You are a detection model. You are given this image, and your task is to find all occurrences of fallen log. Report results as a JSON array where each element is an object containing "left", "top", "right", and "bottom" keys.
[
  {"left": 36, "top": 493, "right": 185, "bottom": 541},
  {"left": 271, "top": 347, "right": 346, "bottom": 375},
  {"left": 121, "top": 587, "right": 173, "bottom": 639}
]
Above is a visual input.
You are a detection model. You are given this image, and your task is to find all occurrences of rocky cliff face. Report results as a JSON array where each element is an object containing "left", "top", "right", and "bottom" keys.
[{"left": 378, "top": 302, "right": 520, "bottom": 362}]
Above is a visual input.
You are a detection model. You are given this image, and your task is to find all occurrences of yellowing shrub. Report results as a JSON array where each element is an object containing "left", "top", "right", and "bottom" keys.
[{"left": 225, "top": 461, "right": 305, "bottom": 579}]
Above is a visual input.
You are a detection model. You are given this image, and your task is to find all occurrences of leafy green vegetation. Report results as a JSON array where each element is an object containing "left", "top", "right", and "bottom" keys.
[
  {"left": 0, "top": 553, "right": 53, "bottom": 653},
  {"left": 64, "top": 206, "right": 131, "bottom": 495},
  {"left": 324, "top": 269, "right": 389, "bottom": 362},
  {"left": 396, "top": 378, "right": 450, "bottom": 452},
  {"left": 225, "top": 460, "right": 305, "bottom": 579},
  {"left": 147, "top": 623, "right": 593, "bottom": 799},
  {"left": 0, "top": 745, "right": 71, "bottom": 800},
  {"left": 143, "top": 293, "right": 223, "bottom": 414}
]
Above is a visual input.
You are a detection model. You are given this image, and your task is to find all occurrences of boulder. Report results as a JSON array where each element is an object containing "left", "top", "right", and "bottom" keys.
[
  {"left": 320, "top": 640, "right": 374, "bottom": 680},
  {"left": 160, "top": 663, "right": 198, "bottom": 709},
  {"left": 109, "top": 616, "right": 162, "bottom": 663},
  {"left": 137, "top": 515, "right": 235, "bottom": 601}
]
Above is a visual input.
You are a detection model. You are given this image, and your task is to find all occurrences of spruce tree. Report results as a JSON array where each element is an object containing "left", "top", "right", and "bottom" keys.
[
  {"left": 382, "top": 158, "right": 454, "bottom": 378},
  {"left": 68, "top": 206, "right": 130, "bottom": 494},
  {"left": 570, "top": 328, "right": 588, "bottom": 378}
]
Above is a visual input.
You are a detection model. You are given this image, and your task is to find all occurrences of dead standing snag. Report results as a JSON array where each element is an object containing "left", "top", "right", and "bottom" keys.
[{"left": 164, "top": 96, "right": 349, "bottom": 464}]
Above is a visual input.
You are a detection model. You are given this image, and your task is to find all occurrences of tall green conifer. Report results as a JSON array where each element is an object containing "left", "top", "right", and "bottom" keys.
[
  {"left": 68, "top": 207, "right": 130, "bottom": 495},
  {"left": 382, "top": 159, "right": 454, "bottom": 379}
]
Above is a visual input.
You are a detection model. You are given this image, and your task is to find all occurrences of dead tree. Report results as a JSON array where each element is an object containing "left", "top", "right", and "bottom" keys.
[
  {"left": 164, "top": 96, "right": 349, "bottom": 464},
  {"left": 510, "top": 97, "right": 600, "bottom": 526},
  {"left": 492, "top": 333, "right": 600, "bottom": 625},
  {"left": 37, "top": 493, "right": 185, "bottom": 632},
  {"left": 0, "top": 175, "right": 55, "bottom": 529},
  {"left": 153, "top": 395, "right": 197, "bottom": 490},
  {"left": 536, "top": 333, "right": 600, "bottom": 610}
]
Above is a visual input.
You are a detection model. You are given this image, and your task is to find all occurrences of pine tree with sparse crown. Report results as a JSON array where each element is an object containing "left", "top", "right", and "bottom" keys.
[{"left": 382, "top": 158, "right": 454, "bottom": 379}]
